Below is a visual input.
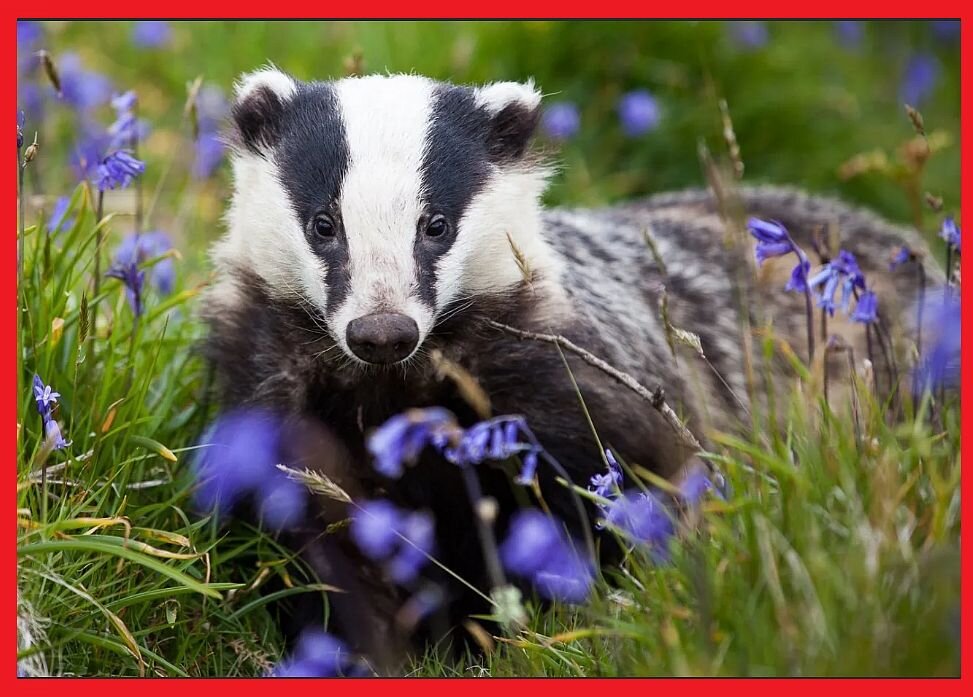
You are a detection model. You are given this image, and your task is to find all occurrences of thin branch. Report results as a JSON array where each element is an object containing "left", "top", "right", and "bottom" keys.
[{"left": 487, "top": 320, "right": 702, "bottom": 452}]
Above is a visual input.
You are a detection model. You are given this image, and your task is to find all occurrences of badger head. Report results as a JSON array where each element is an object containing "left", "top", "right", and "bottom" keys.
[{"left": 214, "top": 68, "right": 562, "bottom": 368}]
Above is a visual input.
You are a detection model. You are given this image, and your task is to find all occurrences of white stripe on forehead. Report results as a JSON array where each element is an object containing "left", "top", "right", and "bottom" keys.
[{"left": 333, "top": 75, "right": 435, "bottom": 309}]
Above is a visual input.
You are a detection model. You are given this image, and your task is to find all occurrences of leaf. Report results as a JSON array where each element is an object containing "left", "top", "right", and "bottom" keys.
[{"left": 130, "top": 435, "right": 178, "bottom": 462}]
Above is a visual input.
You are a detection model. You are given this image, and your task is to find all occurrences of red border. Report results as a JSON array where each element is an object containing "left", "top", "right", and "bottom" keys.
[{"left": 8, "top": 6, "right": 970, "bottom": 692}]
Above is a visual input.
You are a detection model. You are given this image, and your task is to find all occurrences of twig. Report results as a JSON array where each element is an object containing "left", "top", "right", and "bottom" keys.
[{"left": 488, "top": 320, "right": 702, "bottom": 452}]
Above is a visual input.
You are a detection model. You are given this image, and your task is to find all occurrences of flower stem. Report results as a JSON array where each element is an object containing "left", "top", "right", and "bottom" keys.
[
  {"left": 458, "top": 465, "right": 507, "bottom": 592},
  {"left": 802, "top": 287, "right": 816, "bottom": 365},
  {"left": 93, "top": 190, "right": 105, "bottom": 338}
]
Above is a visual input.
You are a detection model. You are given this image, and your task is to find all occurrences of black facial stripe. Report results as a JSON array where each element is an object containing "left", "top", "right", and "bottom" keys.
[
  {"left": 416, "top": 85, "right": 493, "bottom": 308},
  {"left": 273, "top": 82, "right": 352, "bottom": 318}
]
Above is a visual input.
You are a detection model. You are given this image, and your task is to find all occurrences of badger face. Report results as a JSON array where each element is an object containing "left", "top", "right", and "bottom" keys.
[{"left": 217, "top": 69, "right": 558, "bottom": 367}]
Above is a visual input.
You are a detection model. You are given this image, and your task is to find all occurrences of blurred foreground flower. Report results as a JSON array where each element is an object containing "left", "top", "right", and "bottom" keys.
[
  {"left": 834, "top": 20, "right": 863, "bottom": 49},
  {"left": 46, "top": 197, "right": 75, "bottom": 234},
  {"left": 192, "top": 409, "right": 307, "bottom": 530},
  {"left": 270, "top": 629, "right": 367, "bottom": 677},
  {"left": 350, "top": 499, "right": 435, "bottom": 584},
  {"left": 604, "top": 490, "right": 674, "bottom": 562},
  {"left": 500, "top": 509, "right": 594, "bottom": 604},
  {"left": 617, "top": 90, "right": 660, "bottom": 137},
  {"left": 940, "top": 216, "right": 961, "bottom": 252},
  {"left": 105, "top": 260, "right": 145, "bottom": 316},
  {"left": 368, "top": 409, "right": 546, "bottom": 483},
  {"left": 540, "top": 101, "right": 580, "bottom": 140},
  {"left": 914, "top": 290, "right": 961, "bottom": 393}
]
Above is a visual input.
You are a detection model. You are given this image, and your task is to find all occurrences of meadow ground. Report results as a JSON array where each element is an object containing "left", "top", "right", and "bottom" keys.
[{"left": 16, "top": 19, "right": 961, "bottom": 677}]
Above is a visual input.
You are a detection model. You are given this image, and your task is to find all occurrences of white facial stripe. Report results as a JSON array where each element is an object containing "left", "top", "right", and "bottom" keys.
[
  {"left": 434, "top": 166, "right": 560, "bottom": 305},
  {"left": 331, "top": 76, "right": 435, "bottom": 328},
  {"left": 218, "top": 153, "right": 329, "bottom": 312}
]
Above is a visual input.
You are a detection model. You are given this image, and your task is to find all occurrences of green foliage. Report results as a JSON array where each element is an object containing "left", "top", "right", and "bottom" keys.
[{"left": 17, "top": 20, "right": 960, "bottom": 677}]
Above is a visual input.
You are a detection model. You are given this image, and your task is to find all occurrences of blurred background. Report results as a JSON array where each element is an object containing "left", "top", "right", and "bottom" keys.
[{"left": 17, "top": 19, "right": 961, "bottom": 281}]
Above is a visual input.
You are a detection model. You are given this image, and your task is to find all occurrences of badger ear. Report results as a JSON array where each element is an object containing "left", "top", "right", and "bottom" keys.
[
  {"left": 474, "top": 80, "right": 542, "bottom": 162},
  {"left": 231, "top": 68, "right": 298, "bottom": 155}
]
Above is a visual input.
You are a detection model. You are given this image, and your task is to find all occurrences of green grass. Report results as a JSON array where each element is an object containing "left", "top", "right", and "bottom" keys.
[{"left": 17, "top": 20, "right": 960, "bottom": 677}]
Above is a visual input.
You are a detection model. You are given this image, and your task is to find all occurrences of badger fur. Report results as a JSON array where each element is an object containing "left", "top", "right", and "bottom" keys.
[{"left": 202, "top": 69, "right": 933, "bottom": 668}]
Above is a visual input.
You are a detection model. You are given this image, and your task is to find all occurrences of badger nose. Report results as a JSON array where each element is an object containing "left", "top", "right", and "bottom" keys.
[{"left": 346, "top": 313, "right": 420, "bottom": 364}]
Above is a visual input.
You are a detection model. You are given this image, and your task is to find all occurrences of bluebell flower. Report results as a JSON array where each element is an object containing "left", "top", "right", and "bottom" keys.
[
  {"left": 617, "top": 90, "right": 660, "bottom": 137},
  {"left": 747, "top": 217, "right": 811, "bottom": 294},
  {"left": 350, "top": 499, "right": 434, "bottom": 584},
  {"left": 17, "top": 21, "right": 43, "bottom": 49},
  {"left": 589, "top": 449, "right": 623, "bottom": 500},
  {"left": 367, "top": 407, "right": 457, "bottom": 478},
  {"left": 914, "top": 291, "right": 961, "bottom": 392},
  {"left": 900, "top": 53, "right": 940, "bottom": 106},
  {"left": 540, "top": 101, "right": 580, "bottom": 141},
  {"left": 70, "top": 126, "right": 111, "bottom": 181},
  {"left": 196, "top": 85, "right": 230, "bottom": 132},
  {"left": 46, "top": 197, "right": 74, "bottom": 235},
  {"left": 931, "top": 20, "right": 960, "bottom": 42},
  {"left": 19, "top": 84, "right": 45, "bottom": 125},
  {"left": 32, "top": 374, "right": 60, "bottom": 415},
  {"left": 44, "top": 418, "right": 70, "bottom": 451},
  {"left": 58, "top": 53, "right": 113, "bottom": 111},
  {"left": 834, "top": 20, "right": 863, "bottom": 49},
  {"left": 604, "top": 490, "right": 674, "bottom": 562},
  {"left": 193, "top": 409, "right": 308, "bottom": 531},
  {"left": 889, "top": 245, "right": 913, "bottom": 271},
  {"left": 851, "top": 290, "right": 879, "bottom": 324},
  {"left": 442, "top": 415, "right": 543, "bottom": 483},
  {"left": 32, "top": 374, "right": 68, "bottom": 451},
  {"left": 678, "top": 464, "right": 715, "bottom": 506},
  {"left": 105, "top": 261, "right": 145, "bottom": 317},
  {"left": 500, "top": 509, "right": 594, "bottom": 604},
  {"left": 271, "top": 629, "right": 364, "bottom": 677},
  {"left": 940, "top": 216, "right": 961, "bottom": 252},
  {"left": 115, "top": 231, "right": 175, "bottom": 294},
  {"left": 193, "top": 131, "right": 225, "bottom": 179},
  {"left": 17, "top": 111, "right": 25, "bottom": 150},
  {"left": 808, "top": 249, "right": 865, "bottom": 316},
  {"left": 132, "top": 21, "right": 173, "bottom": 49},
  {"left": 107, "top": 91, "right": 148, "bottom": 148},
  {"left": 96, "top": 150, "right": 145, "bottom": 191},
  {"left": 729, "top": 21, "right": 769, "bottom": 49}
]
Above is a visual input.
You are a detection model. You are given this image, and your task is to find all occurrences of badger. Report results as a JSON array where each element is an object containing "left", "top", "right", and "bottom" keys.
[{"left": 202, "top": 69, "right": 933, "bottom": 669}]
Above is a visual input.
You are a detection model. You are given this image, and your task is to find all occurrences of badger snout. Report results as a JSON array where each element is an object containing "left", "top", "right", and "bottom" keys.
[{"left": 346, "top": 313, "right": 420, "bottom": 364}]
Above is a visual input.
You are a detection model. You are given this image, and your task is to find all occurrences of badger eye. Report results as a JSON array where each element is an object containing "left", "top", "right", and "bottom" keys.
[
  {"left": 424, "top": 214, "right": 449, "bottom": 238},
  {"left": 312, "top": 214, "right": 335, "bottom": 238}
]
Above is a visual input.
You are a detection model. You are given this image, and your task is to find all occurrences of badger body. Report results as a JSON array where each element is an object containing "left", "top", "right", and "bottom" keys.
[{"left": 203, "top": 70, "right": 931, "bottom": 666}]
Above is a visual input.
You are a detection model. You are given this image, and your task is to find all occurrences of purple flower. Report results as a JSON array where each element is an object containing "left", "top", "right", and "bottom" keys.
[
  {"left": 834, "top": 20, "right": 863, "bottom": 49},
  {"left": 540, "top": 101, "right": 580, "bottom": 141},
  {"left": 58, "top": 53, "right": 113, "bottom": 111},
  {"left": 931, "top": 20, "right": 960, "bottom": 43},
  {"left": 350, "top": 499, "right": 434, "bottom": 584},
  {"left": 747, "top": 217, "right": 811, "bottom": 294},
  {"left": 46, "top": 197, "right": 75, "bottom": 235},
  {"left": 617, "top": 90, "right": 660, "bottom": 137},
  {"left": 367, "top": 408, "right": 457, "bottom": 478},
  {"left": 604, "top": 491, "right": 674, "bottom": 562},
  {"left": 105, "top": 261, "right": 145, "bottom": 317},
  {"left": 589, "top": 449, "right": 622, "bottom": 500},
  {"left": 17, "top": 111, "right": 24, "bottom": 150},
  {"left": 197, "top": 85, "right": 230, "bottom": 131},
  {"left": 679, "top": 464, "right": 715, "bottom": 506},
  {"left": 44, "top": 418, "right": 70, "bottom": 451},
  {"left": 890, "top": 245, "right": 914, "bottom": 271},
  {"left": 32, "top": 374, "right": 68, "bottom": 451},
  {"left": 19, "top": 84, "right": 45, "bottom": 125},
  {"left": 271, "top": 629, "right": 363, "bottom": 677},
  {"left": 900, "top": 53, "right": 940, "bottom": 106},
  {"left": 940, "top": 216, "right": 961, "bottom": 252},
  {"left": 914, "top": 291, "right": 961, "bottom": 392},
  {"left": 851, "top": 290, "right": 879, "bottom": 324},
  {"left": 500, "top": 509, "right": 594, "bottom": 604},
  {"left": 193, "top": 131, "right": 225, "bottom": 179},
  {"left": 96, "top": 150, "right": 145, "bottom": 191},
  {"left": 808, "top": 250, "right": 866, "bottom": 316},
  {"left": 729, "top": 21, "right": 769, "bottom": 50},
  {"left": 32, "top": 374, "right": 60, "bottom": 415},
  {"left": 107, "top": 91, "right": 149, "bottom": 148},
  {"left": 442, "top": 415, "right": 542, "bottom": 480},
  {"left": 115, "top": 231, "right": 175, "bottom": 294},
  {"left": 132, "top": 21, "right": 173, "bottom": 49},
  {"left": 193, "top": 409, "right": 308, "bottom": 531},
  {"left": 17, "top": 21, "right": 43, "bottom": 49},
  {"left": 70, "top": 127, "right": 111, "bottom": 181}
]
